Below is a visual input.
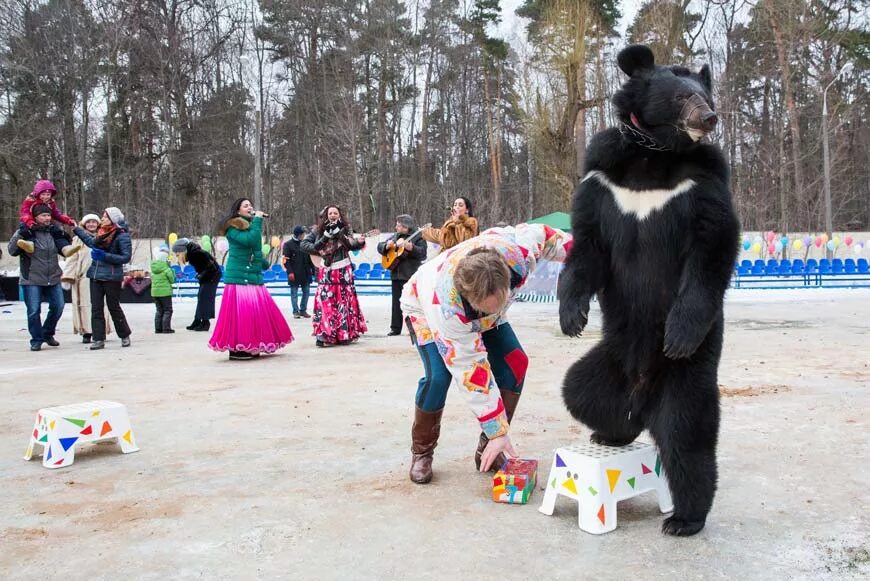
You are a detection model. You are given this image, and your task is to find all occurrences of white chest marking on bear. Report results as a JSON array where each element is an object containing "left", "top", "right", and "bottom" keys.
[{"left": 583, "top": 170, "right": 696, "bottom": 220}]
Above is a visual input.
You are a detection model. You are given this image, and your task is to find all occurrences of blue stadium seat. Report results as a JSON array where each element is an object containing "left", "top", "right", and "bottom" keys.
[
  {"left": 791, "top": 262, "right": 804, "bottom": 275},
  {"left": 738, "top": 264, "right": 751, "bottom": 276},
  {"left": 858, "top": 259, "right": 869, "bottom": 274},
  {"left": 751, "top": 264, "right": 765, "bottom": 275},
  {"left": 765, "top": 261, "right": 779, "bottom": 276},
  {"left": 263, "top": 270, "right": 277, "bottom": 282},
  {"left": 357, "top": 263, "right": 371, "bottom": 273},
  {"left": 741, "top": 259, "right": 752, "bottom": 270},
  {"left": 819, "top": 259, "right": 831, "bottom": 274},
  {"left": 832, "top": 259, "right": 844, "bottom": 274},
  {"left": 382, "top": 270, "right": 391, "bottom": 279},
  {"left": 171, "top": 264, "right": 182, "bottom": 274},
  {"left": 271, "top": 264, "right": 284, "bottom": 273},
  {"left": 844, "top": 259, "right": 857, "bottom": 274}
]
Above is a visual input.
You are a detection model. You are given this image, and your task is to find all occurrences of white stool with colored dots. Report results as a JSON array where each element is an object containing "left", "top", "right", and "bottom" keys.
[
  {"left": 538, "top": 441, "right": 673, "bottom": 534},
  {"left": 24, "top": 401, "right": 139, "bottom": 469}
]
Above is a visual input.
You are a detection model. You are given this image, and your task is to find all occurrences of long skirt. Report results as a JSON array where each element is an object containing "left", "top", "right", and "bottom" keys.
[
  {"left": 208, "top": 284, "right": 293, "bottom": 354},
  {"left": 312, "top": 264, "right": 367, "bottom": 344}
]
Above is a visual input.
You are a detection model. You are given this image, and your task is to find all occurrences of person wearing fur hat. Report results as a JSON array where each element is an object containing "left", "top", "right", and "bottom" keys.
[
  {"left": 73, "top": 207, "right": 133, "bottom": 350},
  {"left": 61, "top": 214, "right": 113, "bottom": 343},
  {"left": 8, "top": 204, "right": 67, "bottom": 350},
  {"left": 208, "top": 198, "right": 293, "bottom": 360},
  {"left": 377, "top": 214, "right": 428, "bottom": 336},
  {"left": 150, "top": 249, "right": 176, "bottom": 333},
  {"left": 282, "top": 225, "right": 316, "bottom": 319},
  {"left": 17, "top": 179, "right": 80, "bottom": 258},
  {"left": 172, "top": 238, "right": 221, "bottom": 331}
]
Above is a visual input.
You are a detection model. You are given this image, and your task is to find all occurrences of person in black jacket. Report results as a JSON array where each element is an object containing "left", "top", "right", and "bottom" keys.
[
  {"left": 172, "top": 238, "right": 222, "bottom": 331},
  {"left": 377, "top": 214, "right": 427, "bottom": 336},
  {"left": 282, "top": 226, "right": 316, "bottom": 319}
]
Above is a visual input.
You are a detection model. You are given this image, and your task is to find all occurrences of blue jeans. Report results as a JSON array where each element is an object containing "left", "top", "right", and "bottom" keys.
[
  {"left": 290, "top": 283, "right": 310, "bottom": 314},
  {"left": 22, "top": 284, "right": 65, "bottom": 346},
  {"left": 411, "top": 322, "right": 527, "bottom": 412}
]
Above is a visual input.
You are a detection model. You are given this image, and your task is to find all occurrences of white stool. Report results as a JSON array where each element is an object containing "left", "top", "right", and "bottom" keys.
[
  {"left": 24, "top": 401, "right": 139, "bottom": 469},
  {"left": 538, "top": 441, "right": 673, "bottom": 534}
]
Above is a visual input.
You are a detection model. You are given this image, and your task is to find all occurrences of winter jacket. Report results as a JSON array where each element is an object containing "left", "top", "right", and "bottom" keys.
[
  {"left": 8, "top": 225, "right": 63, "bottom": 286},
  {"left": 282, "top": 238, "right": 316, "bottom": 285},
  {"left": 401, "top": 223, "right": 572, "bottom": 439},
  {"left": 300, "top": 226, "right": 365, "bottom": 268},
  {"left": 377, "top": 231, "right": 428, "bottom": 281},
  {"left": 421, "top": 215, "right": 479, "bottom": 251},
  {"left": 19, "top": 180, "right": 76, "bottom": 229},
  {"left": 150, "top": 259, "right": 176, "bottom": 297},
  {"left": 185, "top": 242, "right": 221, "bottom": 284},
  {"left": 73, "top": 223, "right": 133, "bottom": 282},
  {"left": 221, "top": 216, "right": 269, "bottom": 285}
]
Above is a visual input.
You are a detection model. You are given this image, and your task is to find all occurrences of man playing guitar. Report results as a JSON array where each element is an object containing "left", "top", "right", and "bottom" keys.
[{"left": 377, "top": 214, "right": 429, "bottom": 336}]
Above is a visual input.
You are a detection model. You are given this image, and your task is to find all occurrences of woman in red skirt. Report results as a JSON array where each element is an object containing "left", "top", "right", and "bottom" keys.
[{"left": 301, "top": 205, "right": 367, "bottom": 347}]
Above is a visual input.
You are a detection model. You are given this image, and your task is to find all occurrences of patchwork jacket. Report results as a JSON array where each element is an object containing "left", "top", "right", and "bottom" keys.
[{"left": 401, "top": 223, "right": 572, "bottom": 439}]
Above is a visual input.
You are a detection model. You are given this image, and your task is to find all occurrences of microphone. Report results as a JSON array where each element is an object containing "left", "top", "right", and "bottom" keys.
[{"left": 256, "top": 211, "right": 270, "bottom": 217}]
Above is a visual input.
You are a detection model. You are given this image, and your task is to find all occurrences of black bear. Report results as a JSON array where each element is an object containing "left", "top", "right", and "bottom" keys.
[{"left": 558, "top": 45, "right": 740, "bottom": 536}]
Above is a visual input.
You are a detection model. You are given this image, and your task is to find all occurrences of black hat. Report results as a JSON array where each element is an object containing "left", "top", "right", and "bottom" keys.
[
  {"left": 293, "top": 225, "right": 306, "bottom": 236},
  {"left": 31, "top": 204, "right": 52, "bottom": 218}
]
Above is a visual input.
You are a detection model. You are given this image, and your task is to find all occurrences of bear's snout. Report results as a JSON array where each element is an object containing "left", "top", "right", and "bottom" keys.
[
  {"left": 680, "top": 93, "right": 717, "bottom": 141},
  {"left": 700, "top": 111, "right": 718, "bottom": 131}
]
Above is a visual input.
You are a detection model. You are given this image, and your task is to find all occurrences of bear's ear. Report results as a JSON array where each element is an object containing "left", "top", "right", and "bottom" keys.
[
  {"left": 699, "top": 64, "right": 713, "bottom": 93},
  {"left": 617, "top": 45, "right": 655, "bottom": 78}
]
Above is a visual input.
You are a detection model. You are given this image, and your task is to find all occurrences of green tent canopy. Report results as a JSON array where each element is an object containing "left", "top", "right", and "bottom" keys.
[{"left": 528, "top": 211, "right": 571, "bottom": 231}]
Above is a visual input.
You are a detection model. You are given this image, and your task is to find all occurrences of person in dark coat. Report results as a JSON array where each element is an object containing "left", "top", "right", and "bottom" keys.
[
  {"left": 7, "top": 204, "right": 66, "bottom": 351},
  {"left": 172, "top": 238, "right": 222, "bottom": 331},
  {"left": 377, "top": 214, "right": 428, "bottom": 336},
  {"left": 282, "top": 225, "right": 316, "bottom": 319},
  {"left": 73, "top": 206, "right": 134, "bottom": 350}
]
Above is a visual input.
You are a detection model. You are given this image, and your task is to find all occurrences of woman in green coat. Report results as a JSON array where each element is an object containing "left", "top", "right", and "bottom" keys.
[{"left": 208, "top": 198, "right": 293, "bottom": 360}]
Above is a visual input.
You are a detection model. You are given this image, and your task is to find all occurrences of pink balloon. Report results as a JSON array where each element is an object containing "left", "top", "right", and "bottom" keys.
[
  {"left": 768, "top": 243, "right": 776, "bottom": 254},
  {"left": 766, "top": 231, "right": 776, "bottom": 242},
  {"left": 815, "top": 236, "right": 823, "bottom": 248},
  {"left": 845, "top": 236, "right": 853, "bottom": 246}
]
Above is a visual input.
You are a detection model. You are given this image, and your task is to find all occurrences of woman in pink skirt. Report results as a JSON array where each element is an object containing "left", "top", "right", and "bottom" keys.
[
  {"left": 209, "top": 198, "right": 293, "bottom": 360},
  {"left": 301, "top": 205, "right": 367, "bottom": 347}
]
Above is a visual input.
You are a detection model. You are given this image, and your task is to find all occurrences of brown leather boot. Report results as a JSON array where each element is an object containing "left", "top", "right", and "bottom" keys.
[
  {"left": 410, "top": 407, "right": 443, "bottom": 484},
  {"left": 475, "top": 390, "right": 521, "bottom": 472}
]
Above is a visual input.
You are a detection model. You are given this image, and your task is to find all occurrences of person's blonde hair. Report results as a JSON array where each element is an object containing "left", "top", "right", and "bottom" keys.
[{"left": 454, "top": 247, "right": 510, "bottom": 305}]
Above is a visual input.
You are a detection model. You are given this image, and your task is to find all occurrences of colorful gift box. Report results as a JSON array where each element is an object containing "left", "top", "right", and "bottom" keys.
[{"left": 492, "top": 458, "right": 538, "bottom": 504}]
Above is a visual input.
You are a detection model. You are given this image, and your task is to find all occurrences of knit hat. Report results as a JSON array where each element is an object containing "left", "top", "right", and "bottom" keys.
[
  {"left": 172, "top": 238, "right": 191, "bottom": 253},
  {"left": 31, "top": 204, "right": 52, "bottom": 218},
  {"left": 293, "top": 225, "right": 306, "bottom": 237},
  {"left": 80, "top": 213, "right": 100, "bottom": 226},
  {"left": 105, "top": 207, "right": 124, "bottom": 225},
  {"left": 154, "top": 250, "right": 169, "bottom": 262},
  {"left": 31, "top": 180, "right": 57, "bottom": 197},
  {"left": 396, "top": 214, "right": 416, "bottom": 230}
]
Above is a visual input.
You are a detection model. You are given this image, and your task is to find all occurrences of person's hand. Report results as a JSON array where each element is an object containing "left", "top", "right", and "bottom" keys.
[
  {"left": 386, "top": 240, "right": 396, "bottom": 250},
  {"left": 254, "top": 210, "right": 265, "bottom": 218},
  {"left": 403, "top": 241, "right": 413, "bottom": 251},
  {"left": 479, "top": 434, "right": 517, "bottom": 472},
  {"left": 91, "top": 248, "right": 106, "bottom": 262}
]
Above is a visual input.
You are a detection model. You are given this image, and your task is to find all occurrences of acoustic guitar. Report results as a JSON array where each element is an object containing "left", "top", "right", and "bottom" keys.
[
  {"left": 310, "top": 229, "right": 381, "bottom": 269},
  {"left": 380, "top": 223, "right": 432, "bottom": 270}
]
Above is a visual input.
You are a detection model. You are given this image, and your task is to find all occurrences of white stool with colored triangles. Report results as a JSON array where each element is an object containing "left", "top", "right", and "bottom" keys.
[
  {"left": 24, "top": 401, "right": 139, "bottom": 469},
  {"left": 538, "top": 441, "right": 673, "bottom": 534}
]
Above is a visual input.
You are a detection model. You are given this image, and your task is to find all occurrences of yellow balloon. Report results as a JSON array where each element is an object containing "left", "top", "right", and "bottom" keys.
[
  {"left": 271, "top": 235, "right": 281, "bottom": 248},
  {"left": 833, "top": 236, "right": 841, "bottom": 247},
  {"left": 793, "top": 239, "right": 803, "bottom": 251},
  {"left": 168, "top": 232, "right": 178, "bottom": 245},
  {"left": 751, "top": 242, "right": 762, "bottom": 254}
]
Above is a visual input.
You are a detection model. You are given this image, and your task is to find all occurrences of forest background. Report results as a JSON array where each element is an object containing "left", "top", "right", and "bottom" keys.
[{"left": 0, "top": 0, "right": 867, "bottom": 240}]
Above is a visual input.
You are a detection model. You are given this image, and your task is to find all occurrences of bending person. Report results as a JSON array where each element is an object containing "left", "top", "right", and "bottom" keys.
[{"left": 402, "top": 223, "right": 571, "bottom": 484}]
